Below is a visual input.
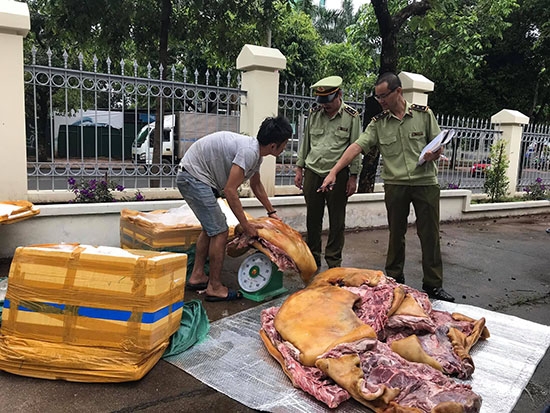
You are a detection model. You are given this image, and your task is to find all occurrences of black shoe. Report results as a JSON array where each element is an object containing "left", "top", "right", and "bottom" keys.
[
  {"left": 423, "top": 286, "right": 455, "bottom": 302},
  {"left": 391, "top": 275, "right": 405, "bottom": 284}
]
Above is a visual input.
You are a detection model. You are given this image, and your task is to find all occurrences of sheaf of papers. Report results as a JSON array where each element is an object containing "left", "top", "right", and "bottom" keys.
[{"left": 417, "top": 129, "right": 456, "bottom": 166}]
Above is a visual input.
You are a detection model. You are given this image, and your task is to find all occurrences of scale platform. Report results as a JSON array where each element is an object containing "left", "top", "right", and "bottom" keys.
[{"left": 237, "top": 252, "right": 288, "bottom": 302}]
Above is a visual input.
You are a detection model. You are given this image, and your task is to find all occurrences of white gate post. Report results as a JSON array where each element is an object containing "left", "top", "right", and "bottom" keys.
[
  {"left": 491, "top": 109, "right": 529, "bottom": 195},
  {"left": 0, "top": 1, "right": 30, "bottom": 201},
  {"left": 236, "top": 45, "right": 286, "bottom": 197},
  {"left": 398, "top": 71, "right": 435, "bottom": 106}
]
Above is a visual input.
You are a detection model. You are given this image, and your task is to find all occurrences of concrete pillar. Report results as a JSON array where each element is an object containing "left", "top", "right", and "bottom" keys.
[
  {"left": 0, "top": 1, "right": 30, "bottom": 201},
  {"left": 491, "top": 109, "right": 530, "bottom": 195},
  {"left": 398, "top": 71, "right": 434, "bottom": 106},
  {"left": 236, "top": 44, "right": 286, "bottom": 197}
]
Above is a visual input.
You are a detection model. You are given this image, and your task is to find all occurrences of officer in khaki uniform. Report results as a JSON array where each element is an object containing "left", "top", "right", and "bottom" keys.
[
  {"left": 318, "top": 72, "right": 455, "bottom": 302},
  {"left": 294, "top": 76, "right": 362, "bottom": 269}
]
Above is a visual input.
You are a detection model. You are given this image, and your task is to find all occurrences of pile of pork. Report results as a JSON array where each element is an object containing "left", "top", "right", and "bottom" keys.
[{"left": 260, "top": 268, "right": 490, "bottom": 412}]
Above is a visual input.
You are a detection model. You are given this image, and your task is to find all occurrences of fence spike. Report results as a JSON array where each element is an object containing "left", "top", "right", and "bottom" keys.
[
  {"left": 158, "top": 63, "right": 164, "bottom": 80},
  {"left": 31, "top": 45, "right": 37, "bottom": 65}
]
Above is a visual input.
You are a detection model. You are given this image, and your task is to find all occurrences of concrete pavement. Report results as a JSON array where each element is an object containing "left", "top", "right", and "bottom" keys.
[{"left": 0, "top": 213, "right": 549, "bottom": 412}]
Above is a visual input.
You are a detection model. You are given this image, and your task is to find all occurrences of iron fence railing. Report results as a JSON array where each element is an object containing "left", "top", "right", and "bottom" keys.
[
  {"left": 25, "top": 47, "right": 243, "bottom": 192},
  {"left": 517, "top": 123, "right": 550, "bottom": 191},
  {"left": 23, "top": 48, "right": 550, "bottom": 195}
]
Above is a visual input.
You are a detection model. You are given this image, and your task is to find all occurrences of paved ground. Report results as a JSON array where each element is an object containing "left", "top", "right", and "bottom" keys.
[{"left": 0, "top": 213, "right": 549, "bottom": 412}]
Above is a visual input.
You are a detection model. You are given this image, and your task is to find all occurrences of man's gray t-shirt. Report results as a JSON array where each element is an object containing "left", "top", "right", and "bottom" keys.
[{"left": 179, "top": 131, "right": 262, "bottom": 193}]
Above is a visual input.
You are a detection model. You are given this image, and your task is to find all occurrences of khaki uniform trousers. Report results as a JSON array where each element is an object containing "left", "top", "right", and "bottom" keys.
[
  {"left": 302, "top": 168, "right": 349, "bottom": 268},
  {"left": 384, "top": 184, "right": 443, "bottom": 288}
]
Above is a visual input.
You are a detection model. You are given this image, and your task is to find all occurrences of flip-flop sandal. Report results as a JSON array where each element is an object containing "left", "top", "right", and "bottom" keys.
[
  {"left": 186, "top": 281, "right": 208, "bottom": 291},
  {"left": 205, "top": 288, "right": 243, "bottom": 302}
]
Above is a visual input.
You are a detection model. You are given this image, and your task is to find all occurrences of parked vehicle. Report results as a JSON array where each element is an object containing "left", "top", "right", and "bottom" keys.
[
  {"left": 471, "top": 159, "right": 491, "bottom": 177},
  {"left": 132, "top": 112, "right": 239, "bottom": 164}
]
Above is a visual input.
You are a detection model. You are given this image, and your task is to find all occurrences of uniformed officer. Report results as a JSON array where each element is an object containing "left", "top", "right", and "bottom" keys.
[
  {"left": 318, "top": 72, "right": 455, "bottom": 302},
  {"left": 294, "top": 75, "right": 362, "bottom": 270}
]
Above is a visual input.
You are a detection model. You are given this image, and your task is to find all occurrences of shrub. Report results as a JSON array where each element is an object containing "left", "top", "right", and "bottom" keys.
[
  {"left": 523, "top": 177, "right": 549, "bottom": 200},
  {"left": 68, "top": 176, "right": 144, "bottom": 203},
  {"left": 483, "top": 139, "right": 509, "bottom": 202}
]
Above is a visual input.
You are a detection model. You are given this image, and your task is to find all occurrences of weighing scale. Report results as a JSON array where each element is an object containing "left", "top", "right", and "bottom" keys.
[{"left": 237, "top": 252, "right": 287, "bottom": 302}]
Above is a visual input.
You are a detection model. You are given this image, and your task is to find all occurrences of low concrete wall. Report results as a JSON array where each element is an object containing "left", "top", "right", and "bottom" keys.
[{"left": 1, "top": 190, "right": 549, "bottom": 258}]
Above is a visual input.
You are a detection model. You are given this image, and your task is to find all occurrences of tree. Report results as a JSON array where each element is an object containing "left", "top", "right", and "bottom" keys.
[
  {"left": 272, "top": 7, "right": 324, "bottom": 86},
  {"left": 484, "top": 139, "right": 510, "bottom": 202},
  {"left": 347, "top": 0, "right": 518, "bottom": 191}
]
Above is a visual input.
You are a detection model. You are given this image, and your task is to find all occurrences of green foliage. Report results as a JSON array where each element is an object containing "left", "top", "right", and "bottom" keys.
[
  {"left": 68, "top": 177, "right": 144, "bottom": 203},
  {"left": 272, "top": 9, "right": 323, "bottom": 86},
  {"left": 483, "top": 139, "right": 510, "bottom": 202},
  {"left": 522, "top": 177, "right": 549, "bottom": 200},
  {"left": 399, "top": 0, "right": 517, "bottom": 80},
  {"left": 317, "top": 43, "right": 374, "bottom": 92}
]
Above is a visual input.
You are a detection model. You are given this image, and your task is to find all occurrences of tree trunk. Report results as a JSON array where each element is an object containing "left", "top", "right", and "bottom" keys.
[{"left": 357, "top": 96, "right": 382, "bottom": 193}]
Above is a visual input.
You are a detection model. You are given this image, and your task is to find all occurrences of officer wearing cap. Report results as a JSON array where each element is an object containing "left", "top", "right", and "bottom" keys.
[
  {"left": 294, "top": 75, "right": 362, "bottom": 270},
  {"left": 318, "top": 72, "right": 455, "bottom": 302}
]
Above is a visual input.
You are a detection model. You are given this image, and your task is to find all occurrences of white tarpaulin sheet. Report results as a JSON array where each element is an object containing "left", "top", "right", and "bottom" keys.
[{"left": 166, "top": 298, "right": 550, "bottom": 412}]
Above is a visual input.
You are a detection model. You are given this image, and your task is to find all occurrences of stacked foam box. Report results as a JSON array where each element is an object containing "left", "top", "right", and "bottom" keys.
[
  {"left": 0, "top": 200, "right": 40, "bottom": 225},
  {"left": 120, "top": 199, "right": 243, "bottom": 254},
  {"left": 0, "top": 243, "right": 187, "bottom": 382},
  {"left": 120, "top": 208, "right": 202, "bottom": 253}
]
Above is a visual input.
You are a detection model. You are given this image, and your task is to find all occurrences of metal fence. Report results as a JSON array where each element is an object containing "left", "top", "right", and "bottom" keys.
[
  {"left": 25, "top": 47, "right": 243, "bottom": 192},
  {"left": 517, "top": 123, "right": 550, "bottom": 191},
  {"left": 434, "top": 115, "right": 502, "bottom": 192},
  {"left": 24, "top": 48, "right": 550, "bottom": 195}
]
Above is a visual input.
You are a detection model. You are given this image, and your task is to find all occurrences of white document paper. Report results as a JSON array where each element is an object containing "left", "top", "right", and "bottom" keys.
[{"left": 417, "top": 129, "right": 456, "bottom": 166}]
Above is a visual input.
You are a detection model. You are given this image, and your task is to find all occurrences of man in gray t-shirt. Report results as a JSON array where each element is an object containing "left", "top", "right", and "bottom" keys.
[
  {"left": 181, "top": 131, "right": 263, "bottom": 195},
  {"left": 176, "top": 116, "right": 292, "bottom": 302}
]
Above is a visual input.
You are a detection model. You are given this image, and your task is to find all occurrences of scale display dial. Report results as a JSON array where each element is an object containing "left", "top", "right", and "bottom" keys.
[{"left": 238, "top": 252, "right": 273, "bottom": 292}]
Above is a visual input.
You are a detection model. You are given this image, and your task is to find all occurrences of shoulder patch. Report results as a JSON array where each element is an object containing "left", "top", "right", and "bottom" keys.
[
  {"left": 371, "top": 110, "right": 390, "bottom": 122},
  {"left": 344, "top": 105, "right": 358, "bottom": 117},
  {"left": 411, "top": 104, "right": 429, "bottom": 112}
]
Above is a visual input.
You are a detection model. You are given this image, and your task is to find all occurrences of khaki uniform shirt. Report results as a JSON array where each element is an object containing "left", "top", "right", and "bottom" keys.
[
  {"left": 297, "top": 101, "right": 362, "bottom": 176},
  {"left": 356, "top": 101, "right": 441, "bottom": 186}
]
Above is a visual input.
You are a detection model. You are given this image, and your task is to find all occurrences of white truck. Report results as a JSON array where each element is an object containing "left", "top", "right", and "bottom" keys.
[{"left": 132, "top": 111, "right": 239, "bottom": 164}]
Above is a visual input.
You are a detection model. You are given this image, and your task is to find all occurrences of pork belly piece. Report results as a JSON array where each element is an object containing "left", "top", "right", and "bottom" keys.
[{"left": 226, "top": 217, "right": 317, "bottom": 283}]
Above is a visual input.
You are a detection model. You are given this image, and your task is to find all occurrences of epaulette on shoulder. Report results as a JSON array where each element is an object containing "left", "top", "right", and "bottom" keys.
[
  {"left": 344, "top": 105, "right": 358, "bottom": 117},
  {"left": 310, "top": 105, "right": 323, "bottom": 113},
  {"left": 371, "top": 110, "right": 390, "bottom": 122},
  {"left": 411, "top": 103, "right": 429, "bottom": 112}
]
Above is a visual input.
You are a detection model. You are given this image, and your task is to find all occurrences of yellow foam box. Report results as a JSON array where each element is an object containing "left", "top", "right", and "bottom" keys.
[
  {"left": 0, "top": 200, "right": 40, "bottom": 225},
  {"left": 120, "top": 208, "right": 202, "bottom": 251},
  {"left": 120, "top": 199, "right": 244, "bottom": 252},
  {"left": 0, "top": 334, "right": 168, "bottom": 382},
  {"left": 1, "top": 243, "right": 187, "bottom": 352}
]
